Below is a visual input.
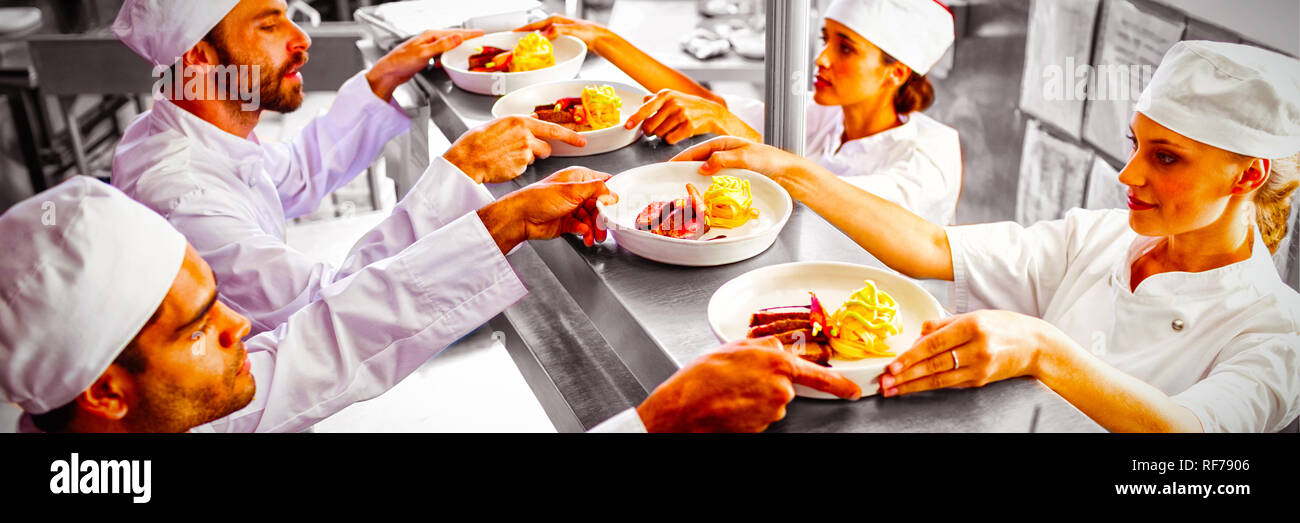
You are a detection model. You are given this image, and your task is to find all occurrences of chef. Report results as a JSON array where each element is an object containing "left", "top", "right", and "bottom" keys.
[
  {"left": 112, "top": 0, "right": 586, "bottom": 335},
  {"left": 0, "top": 178, "right": 860, "bottom": 433},
  {"left": 520, "top": 0, "right": 963, "bottom": 225},
  {"left": 674, "top": 41, "right": 1300, "bottom": 432}
]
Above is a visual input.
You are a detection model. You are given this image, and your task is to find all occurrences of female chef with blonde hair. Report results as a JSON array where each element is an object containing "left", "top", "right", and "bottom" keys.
[
  {"left": 519, "top": 0, "right": 963, "bottom": 225},
  {"left": 674, "top": 41, "right": 1300, "bottom": 433}
]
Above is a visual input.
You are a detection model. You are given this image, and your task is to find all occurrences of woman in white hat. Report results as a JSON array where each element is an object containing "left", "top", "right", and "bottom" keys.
[
  {"left": 674, "top": 40, "right": 1300, "bottom": 432},
  {"left": 519, "top": 0, "right": 963, "bottom": 225}
]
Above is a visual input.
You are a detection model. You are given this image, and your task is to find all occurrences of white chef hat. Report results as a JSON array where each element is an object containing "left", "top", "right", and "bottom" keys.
[
  {"left": 113, "top": 0, "right": 241, "bottom": 67},
  {"left": 1137, "top": 41, "right": 1300, "bottom": 159},
  {"left": 0, "top": 177, "right": 186, "bottom": 414},
  {"left": 824, "top": 0, "right": 955, "bottom": 76}
]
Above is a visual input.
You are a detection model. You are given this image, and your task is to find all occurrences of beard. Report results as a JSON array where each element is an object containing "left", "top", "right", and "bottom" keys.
[
  {"left": 126, "top": 346, "right": 255, "bottom": 433},
  {"left": 211, "top": 39, "right": 306, "bottom": 113},
  {"left": 258, "top": 52, "right": 308, "bottom": 113}
]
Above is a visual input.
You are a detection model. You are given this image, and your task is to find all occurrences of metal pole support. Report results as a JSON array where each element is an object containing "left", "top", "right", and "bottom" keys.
[{"left": 763, "top": 0, "right": 810, "bottom": 156}]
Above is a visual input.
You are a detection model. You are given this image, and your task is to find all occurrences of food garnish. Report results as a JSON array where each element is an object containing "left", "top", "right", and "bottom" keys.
[{"left": 746, "top": 281, "right": 901, "bottom": 365}]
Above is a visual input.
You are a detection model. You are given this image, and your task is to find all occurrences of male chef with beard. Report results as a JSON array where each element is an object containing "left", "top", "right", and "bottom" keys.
[
  {"left": 111, "top": 0, "right": 588, "bottom": 337},
  {"left": 0, "top": 178, "right": 860, "bottom": 433}
]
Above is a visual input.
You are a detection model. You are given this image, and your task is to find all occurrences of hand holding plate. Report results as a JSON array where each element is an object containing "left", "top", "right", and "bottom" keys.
[
  {"left": 880, "top": 310, "right": 1070, "bottom": 397},
  {"left": 476, "top": 167, "right": 618, "bottom": 254},
  {"left": 671, "top": 136, "right": 822, "bottom": 190},
  {"left": 366, "top": 29, "right": 485, "bottom": 101},
  {"left": 515, "top": 15, "right": 610, "bottom": 49}
]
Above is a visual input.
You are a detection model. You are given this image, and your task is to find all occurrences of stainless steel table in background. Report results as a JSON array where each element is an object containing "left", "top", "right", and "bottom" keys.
[{"left": 398, "top": 52, "right": 1103, "bottom": 433}]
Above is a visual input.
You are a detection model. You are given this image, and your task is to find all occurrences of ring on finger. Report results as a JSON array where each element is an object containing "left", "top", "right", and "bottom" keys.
[{"left": 951, "top": 350, "right": 959, "bottom": 370}]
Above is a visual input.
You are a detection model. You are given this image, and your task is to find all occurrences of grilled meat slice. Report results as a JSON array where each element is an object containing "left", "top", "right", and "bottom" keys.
[
  {"left": 747, "top": 319, "right": 812, "bottom": 338},
  {"left": 749, "top": 307, "right": 810, "bottom": 327}
]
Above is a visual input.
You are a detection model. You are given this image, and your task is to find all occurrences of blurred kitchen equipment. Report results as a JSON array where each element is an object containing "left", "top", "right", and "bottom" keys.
[
  {"left": 288, "top": 0, "right": 323, "bottom": 28},
  {"left": 358, "top": 0, "right": 544, "bottom": 40},
  {"left": 0, "top": 8, "right": 43, "bottom": 43},
  {"left": 697, "top": 0, "right": 761, "bottom": 17},
  {"left": 682, "top": 0, "right": 765, "bottom": 60},
  {"left": 681, "top": 28, "right": 731, "bottom": 60}
]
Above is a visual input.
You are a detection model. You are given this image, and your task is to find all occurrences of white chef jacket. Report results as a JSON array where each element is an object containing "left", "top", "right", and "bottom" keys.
[
  {"left": 11, "top": 209, "right": 528, "bottom": 433},
  {"left": 94, "top": 72, "right": 657, "bottom": 433},
  {"left": 724, "top": 96, "right": 962, "bottom": 225},
  {"left": 199, "top": 211, "right": 529, "bottom": 432},
  {"left": 113, "top": 72, "right": 496, "bottom": 336},
  {"left": 946, "top": 208, "right": 1300, "bottom": 432}
]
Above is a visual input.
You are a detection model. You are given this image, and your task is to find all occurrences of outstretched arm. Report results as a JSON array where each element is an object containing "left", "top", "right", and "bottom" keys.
[
  {"left": 883, "top": 311, "right": 1205, "bottom": 433},
  {"left": 673, "top": 137, "right": 954, "bottom": 281},
  {"left": 517, "top": 16, "right": 720, "bottom": 102},
  {"left": 516, "top": 16, "right": 759, "bottom": 143}
]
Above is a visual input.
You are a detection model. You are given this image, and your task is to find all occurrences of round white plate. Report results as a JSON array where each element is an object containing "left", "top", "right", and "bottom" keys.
[
  {"left": 707, "top": 262, "right": 946, "bottom": 399},
  {"left": 442, "top": 32, "right": 587, "bottom": 95},
  {"left": 491, "top": 79, "right": 650, "bottom": 157},
  {"left": 597, "top": 162, "right": 792, "bottom": 266}
]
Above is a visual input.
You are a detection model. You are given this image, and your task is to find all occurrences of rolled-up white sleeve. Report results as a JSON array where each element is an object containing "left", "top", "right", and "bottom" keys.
[
  {"left": 1172, "top": 334, "right": 1300, "bottom": 433},
  {"left": 587, "top": 408, "right": 647, "bottom": 433},
  {"left": 195, "top": 211, "right": 528, "bottom": 433},
  {"left": 945, "top": 218, "right": 1073, "bottom": 317},
  {"left": 263, "top": 72, "right": 412, "bottom": 219}
]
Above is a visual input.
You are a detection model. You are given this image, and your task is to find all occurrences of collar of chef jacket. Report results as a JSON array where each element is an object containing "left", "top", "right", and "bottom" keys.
[
  {"left": 824, "top": 112, "right": 921, "bottom": 159},
  {"left": 148, "top": 97, "right": 267, "bottom": 185},
  {"left": 1112, "top": 225, "right": 1280, "bottom": 299}
]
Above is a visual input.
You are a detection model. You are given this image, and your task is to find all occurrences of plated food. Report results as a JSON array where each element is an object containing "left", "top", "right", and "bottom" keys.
[
  {"left": 491, "top": 80, "right": 649, "bottom": 156},
  {"left": 596, "top": 162, "right": 792, "bottom": 266},
  {"left": 442, "top": 32, "right": 587, "bottom": 95},
  {"left": 746, "top": 281, "right": 901, "bottom": 366},
  {"left": 707, "top": 262, "right": 945, "bottom": 398},
  {"left": 531, "top": 85, "right": 623, "bottom": 132},
  {"left": 634, "top": 176, "right": 761, "bottom": 241},
  {"left": 467, "top": 31, "right": 555, "bottom": 73}
]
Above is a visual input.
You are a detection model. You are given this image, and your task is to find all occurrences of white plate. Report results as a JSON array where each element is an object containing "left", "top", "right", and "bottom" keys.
[
  {"left": 707, "top": 262, "right": 946, "bottom": 399},
  {"left": 442, "top": 32, "right": 587, "bottom": 95},
  {"left": 491, "top": 79, "right": 650, "bottom": 157},
  {"left": 597, "top": 162, "right": 792, "bottom": 266}
]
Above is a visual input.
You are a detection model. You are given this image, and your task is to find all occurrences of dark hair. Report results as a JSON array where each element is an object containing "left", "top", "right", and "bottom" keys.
[
  {"left": 880, "top": 52, "right": 935, "bottom": 114},
  {"left": 28, "top": 322, "right": 152, "bottom": 432}
]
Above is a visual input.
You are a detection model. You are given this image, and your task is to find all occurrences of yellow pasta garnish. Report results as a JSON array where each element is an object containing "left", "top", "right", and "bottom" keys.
[
  {"left": 580, "top": 85, "right": 623, "bottom": 130},
  {"left": 510, "top": 32, "right": 555, "bottom": 72},
  {"left": 702, "top": 176, "right": 759, "bottom": 229},
  {"left": 827, "top": 280, "right": 901, "bottom": 359}
]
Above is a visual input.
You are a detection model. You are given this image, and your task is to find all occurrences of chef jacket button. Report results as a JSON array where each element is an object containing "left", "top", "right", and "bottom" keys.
[{"left": 1171, "top": 319, "right": 1185, "bottom": 332}]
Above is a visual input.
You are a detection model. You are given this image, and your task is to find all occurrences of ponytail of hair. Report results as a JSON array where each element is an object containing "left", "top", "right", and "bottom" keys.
[{"left": 1255, "top": 153, "right": 1300, "bottom": 255}]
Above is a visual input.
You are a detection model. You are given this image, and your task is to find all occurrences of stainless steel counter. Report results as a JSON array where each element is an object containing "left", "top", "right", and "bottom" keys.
[{"left": 408, "top": 57, "right": 1104, "bottom": 433}]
